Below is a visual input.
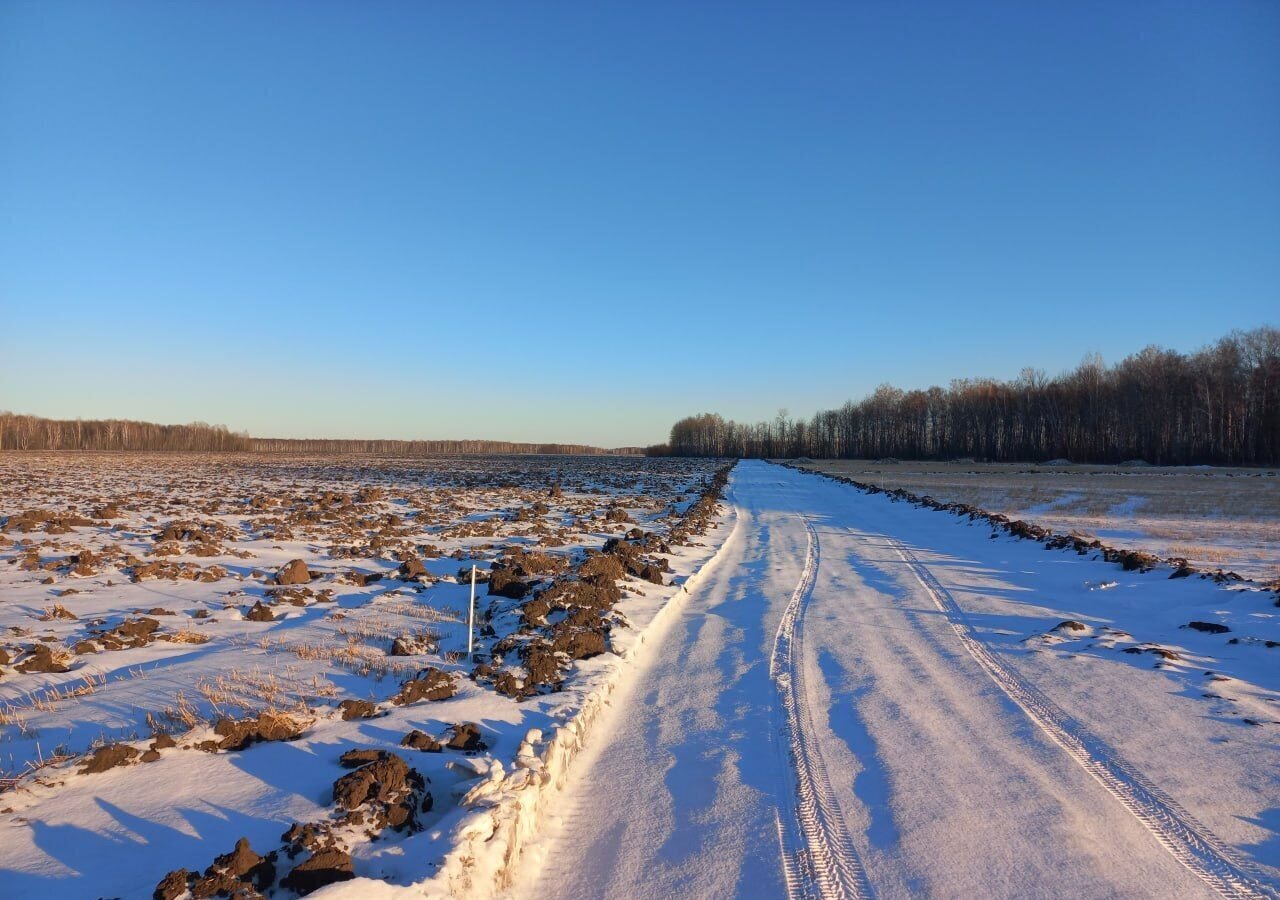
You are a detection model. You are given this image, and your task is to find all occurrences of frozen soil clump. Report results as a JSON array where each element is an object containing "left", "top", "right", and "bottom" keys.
[
  {"left": 210, "top": 711, "right": 305, "bottom": 751},
  {"left": 392, "top": 667, "right": 457, "bottom": 705},
  {"left": 154, "top": 837, "right": 276, "bottom": 900}
]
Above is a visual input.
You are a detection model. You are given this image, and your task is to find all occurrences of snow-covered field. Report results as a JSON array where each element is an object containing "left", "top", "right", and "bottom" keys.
[
  {"left": 793, "top": 459, "right": 1280, "bottom": 581},
  {"left": 4, "top": 454, "right": 1276, "bottom": 899},
  {"left": 511, "top": 461, "right": 1279, "bottom": 899},
  {"left": 0, "top": 452, "right": 731, "bottom": 898}
]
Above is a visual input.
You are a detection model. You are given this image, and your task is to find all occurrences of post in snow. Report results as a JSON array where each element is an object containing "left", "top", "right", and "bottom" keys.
[{"left": 467, "top": 564, "right": 477, "bottom": 659}]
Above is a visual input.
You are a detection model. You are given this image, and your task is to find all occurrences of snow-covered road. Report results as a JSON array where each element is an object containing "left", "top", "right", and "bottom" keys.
[{"left": 511, "top": 461, "right": 1280, "bottom": 899}]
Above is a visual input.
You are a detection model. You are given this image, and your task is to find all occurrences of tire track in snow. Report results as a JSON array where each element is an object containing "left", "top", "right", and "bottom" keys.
[
  {"left": 889, "top": 537, "right": 1279, "bottom": 900},
  {"left": 771, "top": 518, "right": 875, "bottom": 900}
]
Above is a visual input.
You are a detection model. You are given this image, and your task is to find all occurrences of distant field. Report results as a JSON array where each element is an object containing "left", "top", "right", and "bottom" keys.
[{"left": 790, "top": 459, "right": 1280, "bottom": 581}]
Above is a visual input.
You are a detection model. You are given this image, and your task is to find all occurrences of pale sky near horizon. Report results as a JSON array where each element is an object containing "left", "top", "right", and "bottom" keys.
[{"left": 1, "top": 2, "right": 1277, "bottom": 446}]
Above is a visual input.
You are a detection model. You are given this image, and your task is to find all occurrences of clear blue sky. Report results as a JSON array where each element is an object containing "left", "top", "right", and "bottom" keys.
[{"left": 2, "top": 2, "right": 1276, "bottom": 446}]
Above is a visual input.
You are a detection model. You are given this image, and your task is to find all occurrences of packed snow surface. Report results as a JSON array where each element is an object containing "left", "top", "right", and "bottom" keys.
[{"left": 511, "top": 460, "right": 1280, "bottom": 900}]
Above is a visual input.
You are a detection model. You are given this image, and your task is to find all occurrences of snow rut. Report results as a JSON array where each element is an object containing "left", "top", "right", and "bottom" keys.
[
  {"left": 771, "top": 518, "right": 875, "bottom": 900},
  {"left": 890, "top": 538, "right": 1279, "bottom": 900}
]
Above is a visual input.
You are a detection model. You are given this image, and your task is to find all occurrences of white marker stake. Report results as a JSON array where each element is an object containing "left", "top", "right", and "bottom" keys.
[{"left": 467, "top": 564, "right": 477, "bottom": 658}]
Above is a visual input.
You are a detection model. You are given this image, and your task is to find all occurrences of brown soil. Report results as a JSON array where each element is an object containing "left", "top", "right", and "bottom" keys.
[
  {"left": 401, "top": 729, "right": 442, "bottom": 752},
  {"left": 523, "top": 646, "right": 561, "bottom": 687},
  {"left": 330, "top": 750, "right": 430, "bottom": 833},
  {"left": 276, "top": 559, "right": 312, "bottom": 585},
  {"left": 487, "top": 566, "right": 530, "bottom": 599},
  {"left": 280, "top": 848, "right": 354, "bottom": 895},
  {"left": 392, "top": 667, "right": 456, "bottom": 705},
  {"left": 244, "top": 601, "right": 275, "bottom": 622},
  {"left": 549, "top": 625, "right": 607, "bottom": 660},
  {"left": 338, "top": 699, "right": 378, "bottom": 721},
  {"left": 213, "top": 712, "right": 304, "bottom": 751},
  {"left": 389, "top": 634, "right": 433, "bottom": 656},
  {"left": 155, "top": 837, "right": 276, "bottom": 900},
  {"left": 1186, "top": 621, "right": 1231, "bottom": 634},
  {"left": 446, "top": 722, "right": 486, "bottom": 752},
  {"left": 398, "top": 557, "right": 428, "bottom": 580},
  {"left": 16, "top": 644, "right": 70, "bottom": 674},
  {"left": 80, "top": 743, "right": 139, "bottom": 774},
  {"left": 578, "top": 554, "right": 625, "bottom": 581},
  {"left": 153, "top": 868, "right": 191, "bottom": 900}
]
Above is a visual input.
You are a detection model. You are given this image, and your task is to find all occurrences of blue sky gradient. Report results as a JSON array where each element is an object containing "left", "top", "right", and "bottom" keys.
[{"left": 2, "top": 1, "right": 1277, "bottom": 445}]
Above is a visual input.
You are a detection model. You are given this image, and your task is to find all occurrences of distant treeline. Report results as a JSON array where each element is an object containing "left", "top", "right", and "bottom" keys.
[
  {"left": 652, "top": 327, "right": 1280, "bottom": 466},
  {"left": 249, "top": 438, "right": 641, "bottom": 456},
  {"left": 0, "top": 413, "right": 253, "bottom": 452},
  {"left": 0, "top": 413, "right": 638, "bottom": 456}
]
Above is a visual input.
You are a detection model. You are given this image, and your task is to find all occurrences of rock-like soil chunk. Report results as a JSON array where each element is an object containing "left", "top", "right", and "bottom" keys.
[
  {"left": 398, "top": 557, "right": 428, "bottom": 580},
  {"left": 338, "top": 699, "right": 378, "bottom": 721},
  {"left": 213, "top": 712, "right": 304, "bottom": 751},
  {"left": 16, "top": 643, "right": 70, "bottom": 674},
  {"left": 401, "top": 729, "right": 442, "bottom": 752},
  {"left": 281, "top": 848, "right": 354, "bottom": 895},
  {"left": 392, "top": 667, "right": 456, "bottom": 705},
  {"left": 487, "top": 565, "right": 530, "bottom": 599},
  {"left": 390, "top": 634, "right": 434, "bottom": 656},
  {"left": 1185, "top": 621, "right": 1231, "bottom": 634},
  {"left": 447, "top": 722, "right": 487, "bottom": 752},
  {"left": 1052, "top": 620, "right": 1088, "bottom": 633},
  {"left": 330, "top": 750, "right": 431, "bottom": 832},
  {"left": 80, "top": 743, "right": 139, "bottom": 774},
  {"left": 154, "top": 837, "right": 276, "bottom": 900},
  {"left": 244, "top": 601, "right": 275, "bottom": 622},
  {"left": 153, "top": 868, "right": 191, "bottom": 900},
  {"left": 277, "top": 559, "right": 312, "bottom": 585}
]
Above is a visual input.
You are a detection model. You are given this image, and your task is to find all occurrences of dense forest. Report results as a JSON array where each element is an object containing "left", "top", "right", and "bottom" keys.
[
  {"left": 0, "top": 413, "right": 634, "bottom": 456},
  {"left": 653, "top": 327, "right": 1280, "bottom": 465}
]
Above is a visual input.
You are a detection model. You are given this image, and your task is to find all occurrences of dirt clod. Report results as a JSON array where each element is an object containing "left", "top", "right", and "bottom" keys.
[
  {"left": 1185, "top": 621, "right": 1231, "bottom": 634},
  {"left": 398, "top": 557, "right": 428, "bottom": 580},
  {"left": 80, "top": 743, "right": 139, "bottom": 774},
  {"left": 338, "top": 699, "right": 378, "bottom": 721},
  {"left": 16, "top": 643, "right": 70, "bottom": 673},
  {"left": 245, "top": 601, "right": 275, "bottom": 622},
  {"left": 153, "top": 869, "right": 191, "bottom": 900},
  {"left": 487, "top": 566, "right": 530, "bottom": 599},
  {"left": 214, "top": 712, "right": 304, "bottom": 751},
  {"left": 392, "top": 667, "right": 456, "bottom": 705},
  {"left": 401, "top": 729, "right": 442, "bottom": 752},
  {"left": 1052, "top": 620, "right": 1088, "bottom": 633},
  {"left": 281, "top": 847, "right": 354, "bottom": 895},
  {"left": 447, "top": 722, "right": 487, "bottom": 752},
  {"left": 277, "top": 559, "right": 312, "bottom": 585}
]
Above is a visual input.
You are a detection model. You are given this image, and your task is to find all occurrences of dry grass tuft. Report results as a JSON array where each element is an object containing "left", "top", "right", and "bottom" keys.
[
  {"left": 169, "top": 627, "right": 211, "bottom": 645},
  {"left": 0, "top": 670, "right": 108, "bottom": 725},
  {"left": 37, "top": 603, "right": 77, "bottom": 621}
]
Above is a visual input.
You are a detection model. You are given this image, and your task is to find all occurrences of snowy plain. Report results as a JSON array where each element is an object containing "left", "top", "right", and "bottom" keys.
[
  {"left": 0, "top": 453, "right": 728, "bottom": 898},
  {"left": 1, "top": 454, "right": 1276, "bottom": 899}
]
